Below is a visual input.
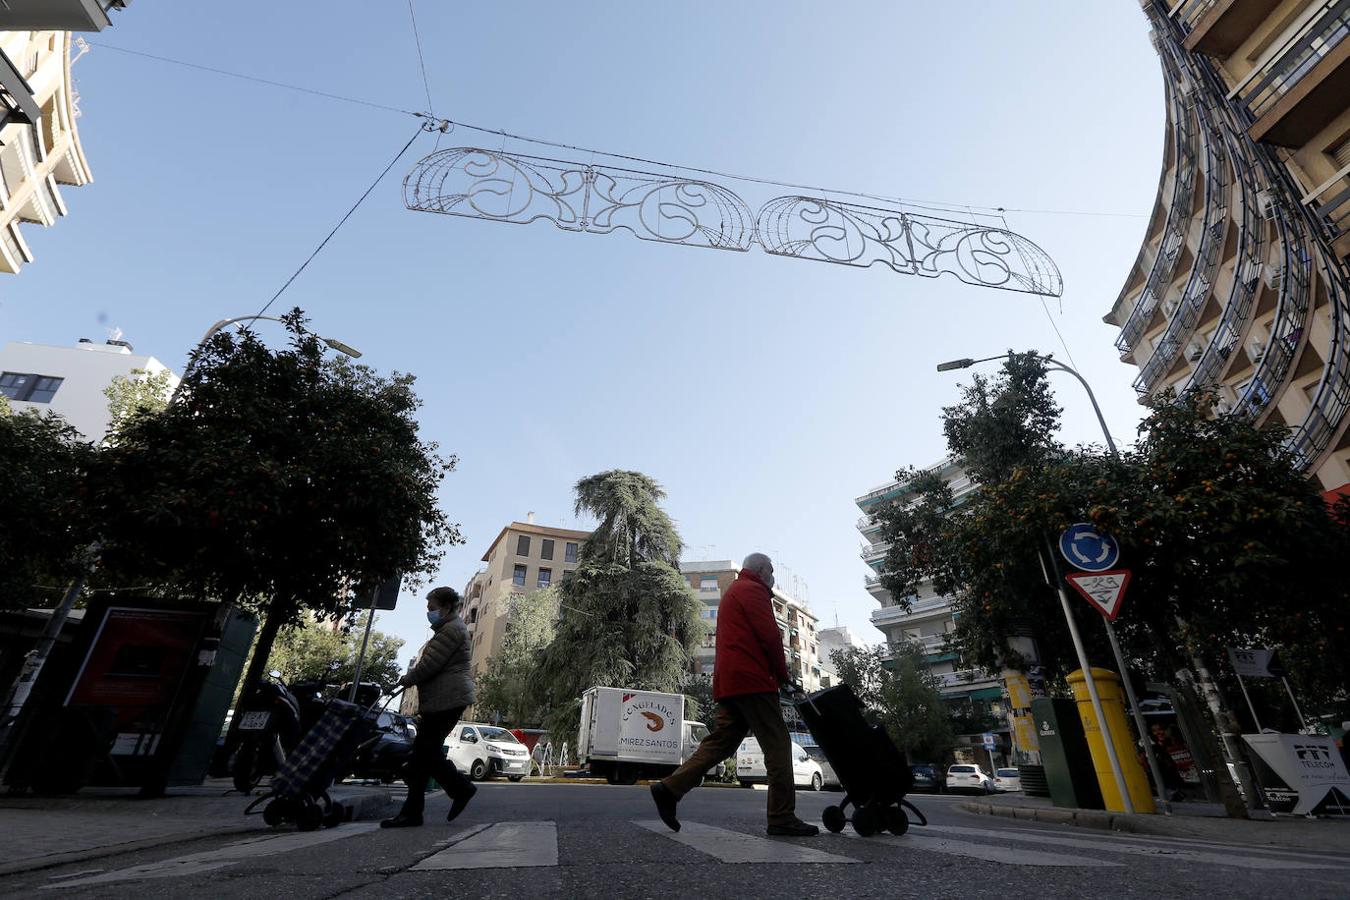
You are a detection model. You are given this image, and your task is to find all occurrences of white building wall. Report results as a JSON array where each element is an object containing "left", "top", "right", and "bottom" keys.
[{"left": 0, "top": 339, "right": 178, "bottom": 441}]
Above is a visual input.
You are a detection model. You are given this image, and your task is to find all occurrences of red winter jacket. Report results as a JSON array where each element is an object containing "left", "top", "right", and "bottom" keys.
[{"left": 712, "top": 569, "right": 790, "bottom": 700}]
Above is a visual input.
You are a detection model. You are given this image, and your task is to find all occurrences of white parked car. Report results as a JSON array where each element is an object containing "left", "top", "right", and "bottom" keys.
[
  {"left": 993, "top": 767, "right": 1022, "bottom": 792},
  {"left": 946, "top": 763, "right": 996, "bottom": 794},
  {"left": 736, "top": 738, "right": 824, "bottom": 791},
  {"left": 803, "top": 745, "right": 842, "bottom": 790},
  {"left": 443, "top": 723, "right": 532, "bottom": 782}
]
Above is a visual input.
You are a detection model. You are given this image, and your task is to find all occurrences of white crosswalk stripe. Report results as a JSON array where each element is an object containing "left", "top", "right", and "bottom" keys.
[
  {"left": 634, "top": 820, "right": 859, "bottom": 864},
  {"left": 921, "top": 824, "right": 1350, "bottom": 870},
  {"left": 820, "top": 824, "right": 1121, "bottom": 868},
  {"left": 412, "top": 822, "right": 558, "bottom": 870},
  {"left": 42, "top": 824, "right": 379, "bottom": 889}
]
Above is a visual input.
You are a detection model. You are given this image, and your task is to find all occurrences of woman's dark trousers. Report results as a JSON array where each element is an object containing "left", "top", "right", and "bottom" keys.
[{"left": 400, "top": 706, "right": 473, "bottom": 818}]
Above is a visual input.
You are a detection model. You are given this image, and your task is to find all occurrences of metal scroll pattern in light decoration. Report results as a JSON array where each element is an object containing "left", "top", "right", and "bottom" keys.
[{"left": 403, "top": 147, "right": 1063, "bottom": 297}]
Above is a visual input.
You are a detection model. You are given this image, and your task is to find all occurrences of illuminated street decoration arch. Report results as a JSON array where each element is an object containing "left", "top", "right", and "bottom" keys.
[{"left": 404, "top": 147, "right": 1063, "bottom": 298}]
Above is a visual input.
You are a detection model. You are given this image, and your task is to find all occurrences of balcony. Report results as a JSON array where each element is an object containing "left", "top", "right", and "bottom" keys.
[
  {"left": 1242, "top": 0, "right": 1350, "bottom": 147},
  {"left": 860, "top": 541, "right": 889, "bottom": 562},
  {"left": 935, "top": 669, "right": 1001, "bottom": 692},
  {"left": 1182, "top": 0, "right": 1283, "bottom": 57},
  {"left": 856, "top": 514, "right": 881, "bottom": 534},
  {"left": 1305, "top": 168, "right": 1350, "bottom": 258}
]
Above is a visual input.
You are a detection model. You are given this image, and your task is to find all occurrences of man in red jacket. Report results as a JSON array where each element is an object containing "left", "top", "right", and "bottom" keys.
[{"left": 650, "top": 553, "right": 819, "bottom": 836}]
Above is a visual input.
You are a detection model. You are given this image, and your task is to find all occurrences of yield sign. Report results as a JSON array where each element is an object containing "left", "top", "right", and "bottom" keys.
[{"left": 1065, "top": 569, "right": 1131, "bottom": 621}]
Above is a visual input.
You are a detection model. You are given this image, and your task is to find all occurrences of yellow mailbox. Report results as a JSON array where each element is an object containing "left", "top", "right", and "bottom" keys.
[{"left": 1067, "top": 667, "right": 1155, "bottom": 814}]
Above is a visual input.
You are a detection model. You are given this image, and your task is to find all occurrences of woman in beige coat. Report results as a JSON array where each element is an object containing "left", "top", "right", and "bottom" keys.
[{"left": 381, "top": 587, "right": 477, "bottom": 828}]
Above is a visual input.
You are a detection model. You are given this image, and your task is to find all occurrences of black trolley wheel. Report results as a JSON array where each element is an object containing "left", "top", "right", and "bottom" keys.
[
  {"left": 885, "top": 804, "right": 909, "bottom": 836},
  {"left": 296, "top": 799, "right": 324, "bottom": 832},
  {"left": 822, "top": 805, "right": 847, "bottom": 833},
  {"left": 852, "top": 804, "right": 879, "bottom": 837},
  {"left": 262, "top": 798, "right": 288, "bottom": 828}
]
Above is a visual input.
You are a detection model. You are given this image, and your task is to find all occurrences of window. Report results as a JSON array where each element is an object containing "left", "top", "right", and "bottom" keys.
[
  {"left": 699, "top": 575, "right": 719, "bottom": 592},
  {"left": 700, "top": 607, "right": 717, "bottom": 620},
  {"left": 460, "top": 726, "right": 479, "bottom": 742},
  {"left": 537, "top": 567, "right": 552, "bottom": 588},
  {"left": 0, "top": 372, "right": 63, "bottom": 404},
  {"left": 565, "top": 542, "right": 578, "bottom": 563},
  {"left": 516, "top": 535, "right": 531, "bottom": 556},
  {"left": 513, "top": 564, "right": 527, "bottom": 586},
  {"left": 540, "top": 538, "right": 554, "bottom": 560}
]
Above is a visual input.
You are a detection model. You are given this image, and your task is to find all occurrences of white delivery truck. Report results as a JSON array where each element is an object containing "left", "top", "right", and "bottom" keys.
[{"left": 579, "top": 687, "right": 701, "bottom": 785}]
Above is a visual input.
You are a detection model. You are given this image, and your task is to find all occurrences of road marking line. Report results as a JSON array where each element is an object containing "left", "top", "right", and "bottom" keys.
[
  {"left": 42, "top": 823, "right": 379, "bottom": 888},
  {"left": 821, "top": 826, "right": 1122, "bottom": 867},
  {"left": 634, "top": 820, "right": 859, "bottom": 864},
  {"left": 411, "top": 822, "right": 557, "bottom": 870},
  {"left": 923, "top": 824, "right": 1347, "bottom": 870},
  {"left": 953, "top": 823, "right": 1350, "bottom": 864}
]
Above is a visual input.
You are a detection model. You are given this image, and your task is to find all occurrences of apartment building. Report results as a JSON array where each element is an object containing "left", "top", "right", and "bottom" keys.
[
  {"left": 0, "top": 29, "right": 92, "bottom": 274},
  {"left": 816, "top": 625, "right": 863, "bottom": 689},
  {"left": 854, "top": 462, "right": 1003, "bottom": 705},
  {"left": 1108, "top": 1, "right": 1350, "bottom": 490},
  {"left": 679, "top": 559, "right": 823, "bottom": 693},
  {"left": 462, "top": 518, "right": 590, "bottom": 677},
  {"left": 0, "top": 337, "right": 178, "bottom": 441}
]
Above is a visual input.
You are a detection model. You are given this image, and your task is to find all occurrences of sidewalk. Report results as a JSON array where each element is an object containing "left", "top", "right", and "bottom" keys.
[
  {"left": 960, "top": 791, "right": 1350, "bottom": 853},
  {"left": 0, "top": 778, "right": 392, "bottom": 876}
]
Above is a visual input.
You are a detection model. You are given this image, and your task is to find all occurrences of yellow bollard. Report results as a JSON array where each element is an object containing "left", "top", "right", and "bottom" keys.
[{"left": 1067, "top": 667, "right": 1155, "bottom": 814}]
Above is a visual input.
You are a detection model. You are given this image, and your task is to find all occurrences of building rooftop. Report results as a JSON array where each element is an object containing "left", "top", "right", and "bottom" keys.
[{"left": 480, "top": 521, "right": 592, "bottom": 561}]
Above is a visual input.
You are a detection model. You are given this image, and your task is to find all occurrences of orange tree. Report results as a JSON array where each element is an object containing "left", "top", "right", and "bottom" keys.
[
  {"left": 874, "top": 354, "right": 1349, "bottom": 711},
  {"left": 90, "top": 310, "right": 460, "bottom": 704}
]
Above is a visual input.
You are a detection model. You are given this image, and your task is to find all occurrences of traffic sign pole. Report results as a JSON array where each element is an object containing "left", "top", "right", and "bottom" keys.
[
  {"left": 1102, "top": 618, "right": 1171, "bottom": 814},
  {"left": 1040, "top": 539, "right": 1134, "bottom": 815}
]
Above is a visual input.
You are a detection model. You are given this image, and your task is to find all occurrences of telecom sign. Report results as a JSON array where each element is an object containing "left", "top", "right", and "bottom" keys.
[
  {"left": 1065, "top": 570, "right": 1131, "bottom": 621},
  {"left": 1058, "top": 523, "right": 1121, "bottom": 572}
]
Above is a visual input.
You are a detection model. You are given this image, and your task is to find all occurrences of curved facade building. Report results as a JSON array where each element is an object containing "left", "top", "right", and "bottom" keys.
[
  {"left": 1106, "top": 0, "right": 1350, "bottom": 490},
  {"left": 0, "top": 30, "right": 93, "bottom": 275}
]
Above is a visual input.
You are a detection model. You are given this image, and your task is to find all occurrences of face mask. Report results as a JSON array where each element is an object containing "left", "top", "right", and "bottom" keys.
[{"left": 426, "top": 609, "right": 443, "bottom": 626}]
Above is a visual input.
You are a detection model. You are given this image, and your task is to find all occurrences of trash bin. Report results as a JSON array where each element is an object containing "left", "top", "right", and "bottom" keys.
[
  {"left": 1068, "top": 668, "right": 1155, "bottom": 814},
  {"left": 1030, "top": 697, "right": 1103, "bottom": 810}
]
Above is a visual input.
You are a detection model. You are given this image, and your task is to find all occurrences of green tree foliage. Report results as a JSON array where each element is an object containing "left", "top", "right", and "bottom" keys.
[
  {"left": 829, "top": 644, "right": 955, "bottom": 763},
  {"left": 268, "top": 616, "right": 406, "bottom": 692},
  {"left": 474, "top": 588, "right": 560, "bottom": 726},
  {"left": 531, "top": 471, "right": 704, "bottom": 741},
  {"left": 103, "top": 367, "right": 174, "bottom": 444},
  {"left": 682, "top": 674, "right": 716, "bottom": 729},
  {"left": 874, "top": 352, "right": 1350, "bottom": 709},
  {"left": 90, "top": 310, "right": 461, "bottom": 702},
  {"left": 0, "top": 405, "right": 96, "bottom": 607}
]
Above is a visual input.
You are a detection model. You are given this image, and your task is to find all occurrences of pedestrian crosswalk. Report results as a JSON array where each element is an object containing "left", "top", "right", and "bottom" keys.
[{"left": 40, "top": 816, "right": 1350, "bottom": 889}]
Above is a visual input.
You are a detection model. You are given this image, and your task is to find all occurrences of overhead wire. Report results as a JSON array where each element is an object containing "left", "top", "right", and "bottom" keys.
[
  {"left": 89, "top": 41, "right": 1147, "bottom": 224},
  {"left": 406, "top": 0, "right": 436, "bottom": 120},
  {"left": 85, "top": 41, "right": 418, "bottom": 116},
  {"left": 252, "top": 126, "right": 426, "bottom": 321}
]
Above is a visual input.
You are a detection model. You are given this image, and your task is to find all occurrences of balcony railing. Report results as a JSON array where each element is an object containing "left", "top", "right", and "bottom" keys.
[
  {"left": 935, "top": 669, "right": 1000, "bottom": 689},
  {"left": 1134, "top": 100, "right": 1230, "bottom": 396},
  {"left": 856, "top": 514, "right": 880, "bottom": 532},
  {"left": 1117, "top": 48, "right": 1199, "bottom": 353},
  {"left": 1173, "top": 0, "right": 1219, "bottom": 28},
  {"left": 1238, "top": 0, "right": 1350, "bottom": 120},
  {"left": 860, "top": 541, "right": 889, "bottom": 561}
]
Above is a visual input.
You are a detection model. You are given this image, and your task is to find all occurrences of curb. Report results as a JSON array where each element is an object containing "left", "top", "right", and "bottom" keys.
[
  {"left": 0, "top": 786, "right": 393, "bottom": 877},
  {"left": 959, "top": 800, "right": 1143, "bottom": 834}
]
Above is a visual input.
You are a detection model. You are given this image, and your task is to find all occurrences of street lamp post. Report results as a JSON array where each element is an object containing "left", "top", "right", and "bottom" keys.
[
  {"left": 168, "top": 314, "right": 362, "bottom": 405},
  {"left": 938, "top": 352, "right": 1170, "bottom": 814}
]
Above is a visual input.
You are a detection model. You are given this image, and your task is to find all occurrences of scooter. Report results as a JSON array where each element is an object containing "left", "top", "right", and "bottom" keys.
[{"left": 231, "top": 669, "right": 303, "bottom": 793}]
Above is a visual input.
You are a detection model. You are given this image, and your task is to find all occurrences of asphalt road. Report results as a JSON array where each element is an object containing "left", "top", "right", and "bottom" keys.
[{"left": 5, "top": 783, "right": 1348, "bottom": 899}]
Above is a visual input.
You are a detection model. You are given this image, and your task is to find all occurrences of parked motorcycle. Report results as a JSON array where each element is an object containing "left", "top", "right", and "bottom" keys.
[{"left": 230, "top": 672, "right": 334, "bottom": 792}]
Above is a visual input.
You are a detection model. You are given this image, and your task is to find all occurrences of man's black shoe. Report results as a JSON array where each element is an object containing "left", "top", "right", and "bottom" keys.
[
  {"left": 650, "top": 782, "right": 681, "bottom": 832},
  {"left": 380, "top": 813, "right": 423, "bottom": 828},
  {"left": 767, "top": 821, "right": 820, "bottom": 837},
  {"left": 446, "top": 783, "right": 477, "bottom": 823}
]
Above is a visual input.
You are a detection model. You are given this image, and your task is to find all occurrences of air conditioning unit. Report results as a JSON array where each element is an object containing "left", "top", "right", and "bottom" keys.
[
  {"left": 1163, "top": 297, "right": 1179, "bottom": 317},
  {"left": 1188, "top": 341, "right": 1204, "bottom": 361},
  {"left": 1268, "top": 267, "right": 1284, "bottom": 290},
  {"left": 1215, "top": 399, "right": 1232, "bottom": 414},
  {"left": 1257, "top": 190, "right": 1278, "bottom": 220},
  {"left": 1248, "top": 337, "right": 1266, "bottom": 360}
]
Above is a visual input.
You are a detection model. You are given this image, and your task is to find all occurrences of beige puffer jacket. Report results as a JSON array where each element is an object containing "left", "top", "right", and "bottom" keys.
[{"left": 400, "top": 615, "right": 475, "bottom": 713}]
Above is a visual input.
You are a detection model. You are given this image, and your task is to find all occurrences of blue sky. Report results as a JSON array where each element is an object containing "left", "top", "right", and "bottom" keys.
[{"left": 3, "top": 2, "right": 1163, "bottom": 661}]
